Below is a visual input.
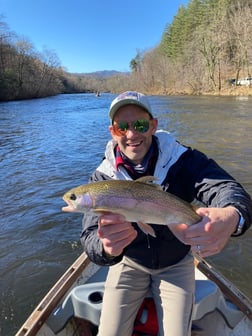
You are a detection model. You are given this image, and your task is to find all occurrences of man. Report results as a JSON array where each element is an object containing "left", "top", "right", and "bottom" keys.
[{"left": 81, "top": 91, "right": 252, "bottom": 336}]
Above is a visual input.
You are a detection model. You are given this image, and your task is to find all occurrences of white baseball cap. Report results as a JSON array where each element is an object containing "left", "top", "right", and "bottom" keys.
[{"left": 109, "top": 91, "right": 153, "bottom": 120}]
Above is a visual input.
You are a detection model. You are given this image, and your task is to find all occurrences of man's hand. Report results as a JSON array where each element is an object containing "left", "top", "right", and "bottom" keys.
[
  {"left": 97, "top": 213, "right": 137, "bottom": 257},
  {"left": 184, "top": 206, "right": 239, "bottom": 257}
]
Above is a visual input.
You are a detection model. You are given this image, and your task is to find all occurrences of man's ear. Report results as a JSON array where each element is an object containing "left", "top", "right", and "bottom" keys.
[
  {"left": 151, "top": 118, "right": 158, "bottom": 134},
  {"left": 109, "top": 125, "right": 117, "bottom": 140}
]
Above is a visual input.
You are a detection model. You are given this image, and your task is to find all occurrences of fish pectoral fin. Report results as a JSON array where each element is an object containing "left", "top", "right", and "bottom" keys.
[{"left": 137, "top": 221, "right": 156, "bottom": 238}]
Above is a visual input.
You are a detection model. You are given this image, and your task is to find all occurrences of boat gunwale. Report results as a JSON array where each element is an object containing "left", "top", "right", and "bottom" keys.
[{"left": 15, "top": 253, "right": 90, "bottom": 336}]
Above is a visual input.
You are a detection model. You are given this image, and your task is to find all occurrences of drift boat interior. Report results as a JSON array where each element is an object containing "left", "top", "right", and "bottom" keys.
[{"left": 16, "top": 253, "right": 252, "bottom": 336}]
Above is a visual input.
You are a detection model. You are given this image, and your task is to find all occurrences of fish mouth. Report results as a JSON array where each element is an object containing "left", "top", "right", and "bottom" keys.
[{"left": 62, "top": 198, "right": 75, "bottom": 212}]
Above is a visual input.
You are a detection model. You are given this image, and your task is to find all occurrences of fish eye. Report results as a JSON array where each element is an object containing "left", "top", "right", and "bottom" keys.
[{"left": 70, "top": 193, "right": 77, "bottom": 200}]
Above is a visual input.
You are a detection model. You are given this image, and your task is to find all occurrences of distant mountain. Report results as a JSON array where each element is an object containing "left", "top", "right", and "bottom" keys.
[{"left": 72, "top": 70, "right": 129, "bottom": 78}]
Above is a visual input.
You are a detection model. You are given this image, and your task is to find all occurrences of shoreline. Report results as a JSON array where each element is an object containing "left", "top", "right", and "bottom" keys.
[
  {"left": 1, "top": 87, "right": 251, "bottom": 103},
  {"left": 153, "top": 86, "right": 252, "bottom": 97}
]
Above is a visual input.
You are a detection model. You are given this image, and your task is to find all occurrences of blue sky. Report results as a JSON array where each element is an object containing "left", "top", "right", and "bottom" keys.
[{"left": 0, "top": 0, "right": 189, "bottom": 73}]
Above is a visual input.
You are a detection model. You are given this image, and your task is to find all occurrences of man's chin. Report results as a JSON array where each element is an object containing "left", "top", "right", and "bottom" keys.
[{"left": 125, "top": 152, "right": 144, "bottom": 164}]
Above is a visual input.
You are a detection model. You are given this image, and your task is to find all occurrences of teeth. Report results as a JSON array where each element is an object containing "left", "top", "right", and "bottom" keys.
[{"left": 127, "top": 142, "right": 141, "bottom": 146}]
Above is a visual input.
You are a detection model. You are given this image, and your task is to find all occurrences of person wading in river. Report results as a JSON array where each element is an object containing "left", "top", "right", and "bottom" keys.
[{"left": 80, "top": 91, "right": 252, "bottom": 336}]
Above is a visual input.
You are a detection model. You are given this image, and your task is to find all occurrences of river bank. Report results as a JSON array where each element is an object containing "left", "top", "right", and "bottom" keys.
[
  {"left": 153, "top": 85, "right": 252, "bottom": 97},
  {"left": 1, "top": 85, "right": 251, "bottom": 103}
]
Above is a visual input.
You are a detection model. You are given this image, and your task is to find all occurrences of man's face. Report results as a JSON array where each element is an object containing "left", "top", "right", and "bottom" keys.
[{"left": 109, "top": 105, "right": 158, "bottom": 164}]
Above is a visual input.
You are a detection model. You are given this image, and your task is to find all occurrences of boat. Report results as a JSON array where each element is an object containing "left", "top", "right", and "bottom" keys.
[{"left": 15, "top": 252, "right": 252, "bottom": 336}]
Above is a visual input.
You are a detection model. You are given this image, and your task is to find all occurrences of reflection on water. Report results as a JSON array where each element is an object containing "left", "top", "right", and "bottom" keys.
[{"left": 0, "top": 93, "right": 252, "bottom": 335}]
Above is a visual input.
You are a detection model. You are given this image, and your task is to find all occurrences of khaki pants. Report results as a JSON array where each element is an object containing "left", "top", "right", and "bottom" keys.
[{"left": 98, "top": 253, "right": 194, "bottom": 336}]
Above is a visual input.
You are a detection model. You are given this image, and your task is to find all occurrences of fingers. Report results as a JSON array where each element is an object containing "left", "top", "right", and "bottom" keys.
[
  {"left": 101, "top": 230, "right": 137, "bottom": 257},
  {"left": 98, "top": 213, "right": 132, "bottom": 237},
  {"left": 191, "top": 242, "right": 222, "bottom": 258},
  {"left": 167, "top": 223, "right": 188, "bottom": 244},
  {"left": 97, "top": 213, "right": 137, "bottom": 257},
  {"left": 185, "top": 207, "right": 238, "bottom": 257},
  {"left": 98, "top": 213, "right": 127, "bottom": 227}
]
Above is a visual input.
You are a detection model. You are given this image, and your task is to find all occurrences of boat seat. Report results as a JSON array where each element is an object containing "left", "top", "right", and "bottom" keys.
[
  {"left": 47, "top": 277, "right": 243, "bottom": 333},
  {"left": 193, "top": 279, "right": 243, "bottom": 328}
]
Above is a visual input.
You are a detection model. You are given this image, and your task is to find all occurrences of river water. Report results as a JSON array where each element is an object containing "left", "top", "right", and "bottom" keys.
[{"left": 1, "top": 93, "right": 252, "bottom": 335}]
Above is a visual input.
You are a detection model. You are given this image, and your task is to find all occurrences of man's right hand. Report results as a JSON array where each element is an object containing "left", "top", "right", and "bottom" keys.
[{"left": 97, "top": 213, "right": 137, "bottom": 257}]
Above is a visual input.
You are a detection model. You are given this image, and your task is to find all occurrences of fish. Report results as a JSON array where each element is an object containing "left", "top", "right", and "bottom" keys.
[{"left": 62, "top": 176, "right": 201, "bottom": 242}]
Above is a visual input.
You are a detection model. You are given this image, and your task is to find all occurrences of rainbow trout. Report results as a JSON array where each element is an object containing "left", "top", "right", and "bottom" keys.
[{"left": 62, "top": 176, "right": 201, "bottom": 241}]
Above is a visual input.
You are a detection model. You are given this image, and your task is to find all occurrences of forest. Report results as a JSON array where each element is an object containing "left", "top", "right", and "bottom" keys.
[{"left": 0, "top": 0, "right": 251, "bottom": 101}]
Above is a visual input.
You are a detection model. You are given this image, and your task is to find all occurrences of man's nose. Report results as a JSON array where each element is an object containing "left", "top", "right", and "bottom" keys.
[{"left": 126, "top": 126, "right": 139, "bottom": 136}]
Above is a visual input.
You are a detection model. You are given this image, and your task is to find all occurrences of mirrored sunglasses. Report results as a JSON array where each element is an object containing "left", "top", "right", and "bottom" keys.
[{"left": 113, "top": 119, "right": 150, "bottom": 136}]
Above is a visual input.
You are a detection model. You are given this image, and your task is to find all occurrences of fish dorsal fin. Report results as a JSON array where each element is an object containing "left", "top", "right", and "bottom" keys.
[{"left": 134, "top": 176, "right": 162, "bottom": 191}]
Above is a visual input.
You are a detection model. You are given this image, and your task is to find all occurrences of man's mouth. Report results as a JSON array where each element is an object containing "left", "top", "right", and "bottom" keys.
[{"left": 127, "top": 141, "right": 142, "bottom": 147}]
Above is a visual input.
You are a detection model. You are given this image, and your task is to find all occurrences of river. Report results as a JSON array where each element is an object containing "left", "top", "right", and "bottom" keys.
[{"left": 0, "top": 93, "right": 252, "bottom": 335}]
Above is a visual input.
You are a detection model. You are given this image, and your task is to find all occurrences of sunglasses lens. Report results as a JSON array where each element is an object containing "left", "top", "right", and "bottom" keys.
[
  {"left": 113, "top": 121, "right": 128, "bottom": 136},
  {"left": 133, "top": 119, "right": 149, "bottom": 133},
  {"left": 113, "top": 119, "right": 150, "bottom": 136}
]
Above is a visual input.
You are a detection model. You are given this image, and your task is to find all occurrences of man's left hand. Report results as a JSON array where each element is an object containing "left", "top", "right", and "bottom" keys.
[{"left": 183, "top": 206, "right": 239, "bottom": 257}]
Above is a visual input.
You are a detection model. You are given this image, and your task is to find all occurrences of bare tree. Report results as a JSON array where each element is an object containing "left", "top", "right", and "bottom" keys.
[
  {"left": 226, "top": 0, "right": 252, "bottom": 81},
  {"left": 14, "top": 38, "right": 35, "bottom": 95},
  {"left": 34, "top": 48, "right": 62, "bottom": 96}
]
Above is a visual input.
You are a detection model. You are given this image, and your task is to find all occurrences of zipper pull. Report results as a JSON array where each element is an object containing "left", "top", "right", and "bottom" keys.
[{"left": 147, "top": 235, "right": 150, "bottom": 248}]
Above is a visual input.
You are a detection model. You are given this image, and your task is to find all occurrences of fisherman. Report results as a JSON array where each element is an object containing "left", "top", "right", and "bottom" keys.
[{"left": 80, "top": 91, "right": 252, "bottom": 336}]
